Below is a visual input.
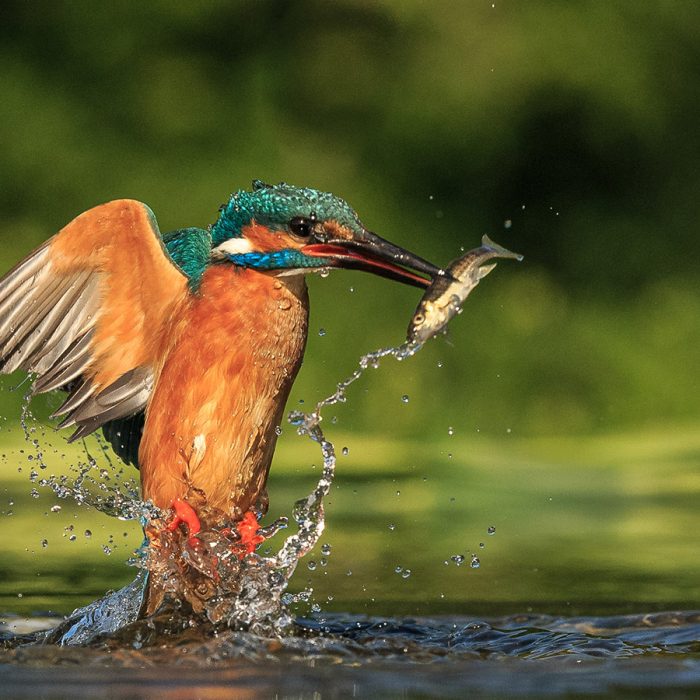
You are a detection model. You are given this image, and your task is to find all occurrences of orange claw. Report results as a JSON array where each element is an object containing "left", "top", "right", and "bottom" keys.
[
  {"left": 236, "top": 511, "right": 264, "bottom": 557},
  {"left": 167, "top": 498, "right": 202, "bottom": 546}
]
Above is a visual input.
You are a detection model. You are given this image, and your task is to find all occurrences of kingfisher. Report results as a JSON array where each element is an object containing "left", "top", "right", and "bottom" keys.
[{"left": 0, "top": 181, "right": 441, "bottom": 550}]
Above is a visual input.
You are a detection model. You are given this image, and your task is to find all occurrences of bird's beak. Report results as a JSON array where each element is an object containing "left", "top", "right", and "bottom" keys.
[{"left": 302, "top": 230, "right": 443, "bottom": 289}]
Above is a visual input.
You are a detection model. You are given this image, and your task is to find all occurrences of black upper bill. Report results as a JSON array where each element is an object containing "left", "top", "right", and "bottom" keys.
[{"left": 302, "top": 230, "right": 445, "bottom": 289}]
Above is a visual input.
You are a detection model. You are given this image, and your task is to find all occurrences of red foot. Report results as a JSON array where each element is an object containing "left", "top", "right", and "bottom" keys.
[
  {"left": 167, "top": 498, "right": 201, "bottom": 547},
  {"left": 236, "top": 511, "right": 264, "bottom": 557}
]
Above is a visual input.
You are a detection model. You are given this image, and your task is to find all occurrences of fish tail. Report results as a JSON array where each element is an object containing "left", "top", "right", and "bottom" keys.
[{"left": 481, "top": 234, "right": 524, "bottom": 261}]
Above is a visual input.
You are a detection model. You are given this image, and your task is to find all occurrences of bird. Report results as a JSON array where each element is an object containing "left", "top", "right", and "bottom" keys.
[{"left": 0, "top": 181, "right": 441, "bottom": 550}]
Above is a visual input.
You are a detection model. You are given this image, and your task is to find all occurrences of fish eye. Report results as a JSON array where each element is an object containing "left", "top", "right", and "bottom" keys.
[
  {"left": 413, "top": 313, "right": 425, "bottom": 325},
  {"left": 289, "top": 216, "right": 314, "bottom": 239}
]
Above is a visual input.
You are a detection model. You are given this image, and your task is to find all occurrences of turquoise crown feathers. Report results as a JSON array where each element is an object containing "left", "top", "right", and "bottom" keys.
[{"left": 210, "top": 180, "right": 365, "bottom": 246}]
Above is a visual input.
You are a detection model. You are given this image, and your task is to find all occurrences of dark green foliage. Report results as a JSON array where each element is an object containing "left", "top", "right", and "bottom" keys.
[{"left": 0, "top": 1, "right": 697, "bottom": 436}]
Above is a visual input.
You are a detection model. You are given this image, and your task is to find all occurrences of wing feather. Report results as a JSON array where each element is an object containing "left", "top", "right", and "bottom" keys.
[
  {"left": 102, "top": 412, "right": 144, "bottom": 468},
  {"left": 0, "top": 200, "right": 190, "bottom": 440},
  {"left": 26, "top": 279, "right": 99, "bottom": 373},
  {"left": 0, "top": 242, "right": 50, "bottom": 300},
  {"left": 33, "top": 330, "right": 94, "bottom": 391},
  {"left": 1, "top": 272, "right": 94, "bottom": 373}
]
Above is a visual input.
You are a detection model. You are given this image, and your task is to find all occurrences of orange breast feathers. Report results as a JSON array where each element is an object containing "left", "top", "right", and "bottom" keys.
[{"left": 139, "top": 265, "right": 309, "bottom": 518}]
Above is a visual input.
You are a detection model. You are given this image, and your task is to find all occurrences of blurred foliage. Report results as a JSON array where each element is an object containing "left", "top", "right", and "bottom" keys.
[
  {"left": 0, "top": 0, "right": 698, "bottom": 437},
  {"left": 2, "top": 426, "right": 700, "bottom": 615}
]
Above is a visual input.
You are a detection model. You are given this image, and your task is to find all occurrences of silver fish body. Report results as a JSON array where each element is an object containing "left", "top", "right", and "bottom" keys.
[{"left": 407, "top": 235, "right": 523, "bottom": 344}]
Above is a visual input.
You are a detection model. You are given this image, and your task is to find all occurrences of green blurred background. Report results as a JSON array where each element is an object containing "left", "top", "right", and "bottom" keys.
[{"left": 0, "top": 1, "right": 698, "bottom": 616}]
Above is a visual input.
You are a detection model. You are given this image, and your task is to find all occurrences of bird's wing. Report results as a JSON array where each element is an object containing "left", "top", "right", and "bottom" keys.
[
  {"left": 0, "top": 199, "right": 190, "bottom": 440},
  {"left": 102, "top": 412, "right": 145, "bottom": 469}
]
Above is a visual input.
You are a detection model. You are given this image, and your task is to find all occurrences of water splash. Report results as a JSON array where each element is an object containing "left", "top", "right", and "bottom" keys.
[
  {"left": 35, "top": 338, "right": 426, "bottom": 644},
  {"left": 19, "top": 397, "right": 158, "bottom": 524}
]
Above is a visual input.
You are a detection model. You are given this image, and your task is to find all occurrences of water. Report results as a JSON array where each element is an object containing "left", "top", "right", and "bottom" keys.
[
  {"left": 2, "top": 338, "right": 700, "bottom": 695},
  {"left": 2, "top": 610, "right": 700, "bottom": 697}
]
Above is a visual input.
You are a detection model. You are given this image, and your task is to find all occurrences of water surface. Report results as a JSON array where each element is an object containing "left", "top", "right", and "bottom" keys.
[{"left": 3, "top": 609, "right": 700, "bottom": 698}]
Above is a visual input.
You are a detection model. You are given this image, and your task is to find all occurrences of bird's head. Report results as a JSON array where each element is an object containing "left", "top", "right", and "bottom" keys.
[{"left": 210, "top": 181, "right": 442, "bottom": 288}]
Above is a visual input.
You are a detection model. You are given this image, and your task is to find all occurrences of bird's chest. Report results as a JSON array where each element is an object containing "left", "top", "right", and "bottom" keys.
[
  {"left": 139, "top": 266, "right": 308, "bottom": 512},
  {"left": 174, "top": 266, "right": 308, "bottom": 402}
]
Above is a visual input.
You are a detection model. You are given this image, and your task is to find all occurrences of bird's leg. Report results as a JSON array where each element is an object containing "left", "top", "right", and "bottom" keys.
[
  {"left": 167, "top": 497, "right": 202, "bottom": 547},
  {"left": 218, "top": 511, "right": 265, "bottom": 558},
  {"left": 235, "top": 511, "right": 265, "bottom": 556}
]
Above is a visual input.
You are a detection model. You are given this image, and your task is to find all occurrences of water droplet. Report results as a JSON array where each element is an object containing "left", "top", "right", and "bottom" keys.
[
  {"left": 321, "top": 543, "right": 331, "bottom": 556},
  {"left": 30, "top": 488, "right": 39, "bottom": 498},
  {"left": 447, "top": 426, "right": 454, "bottom": 436},
  {"left": 84, "top": 530, "right": 92, "bottom": 538},
  {"left": 275, "top": 425, "right": 283, "bottom": 436},
  {"left": 504, "top": 219, "right": 512, "bottom": 229},
  {"left": 346, "top": 570, "right": 353, "bottom": 576},
  {"left": 388, "top": 523, "right": 395, "bottom": 531},
  {"left": 319, "top": 268, "right": 330, "bottom": 279},
  {"left": 102, "top": 545, "right": 112, "bottom": 555},
  {"left": 394, "top": 565, "right": 403, "bottom": 574},
  {"left": 401, "top": 394, "right": 409, "bottom": 403},
  {"left": 341, "top": 446, "right": 349, "bottom": 456},
  {"left": 69, "top": 534, "right": 76, "bottom": 542},
  {"left": 437, "top": 361, "right": 443, "bottom": 368},
  {"left": 318, "top": 328, "right": 326, "bottom": 337},
  {"left": 401, "top": 569, "right": 412, "bottom": 579},
  {"left": 40, "top": 539, "right": 48, "bottom": 548},
  {"left": 348, "top": 287, "right": 354, "bottom": 293},
  {"left": 395, "top": 490, "right": 401, "bottom": 497},
  {"left": 50, "top": 505, "right": 61, "bottom": 513},
  {"left": 479, "top": 542, "right": 485, "bottom": 548},
  {"left": 307, "top": 560, "right": 317, "bottom": 571},
  {"left": 451, "top": 554, "right": 465, "bottom": 566},
  {"left": 319, "top": 557, "right": 328, "bottom": 567},
  {"left": 470, "top": 555, "right": 480, "bottom": 569},
  {"left": 487, "top": 526, "right": 496, "bottom": 535}
]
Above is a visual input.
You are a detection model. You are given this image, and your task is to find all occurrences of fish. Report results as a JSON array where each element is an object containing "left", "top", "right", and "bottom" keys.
[{"left": 407, "top": 234, "right": 523, "bottom": 344}]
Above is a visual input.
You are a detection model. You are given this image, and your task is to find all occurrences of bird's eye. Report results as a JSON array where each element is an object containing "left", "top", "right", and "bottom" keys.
[{"left": 289, "top": 216, "right": 314, "bottom": 239}]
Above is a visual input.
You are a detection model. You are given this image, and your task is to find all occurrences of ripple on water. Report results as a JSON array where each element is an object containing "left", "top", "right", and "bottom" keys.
[{"left": 2, "top": 610, "right": 700, "bottom": 697}]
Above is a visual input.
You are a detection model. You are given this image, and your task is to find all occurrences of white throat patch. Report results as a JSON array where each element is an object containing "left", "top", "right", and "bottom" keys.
[{"left": 213, "top": 238, "right": 253, "bottom": 256}]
